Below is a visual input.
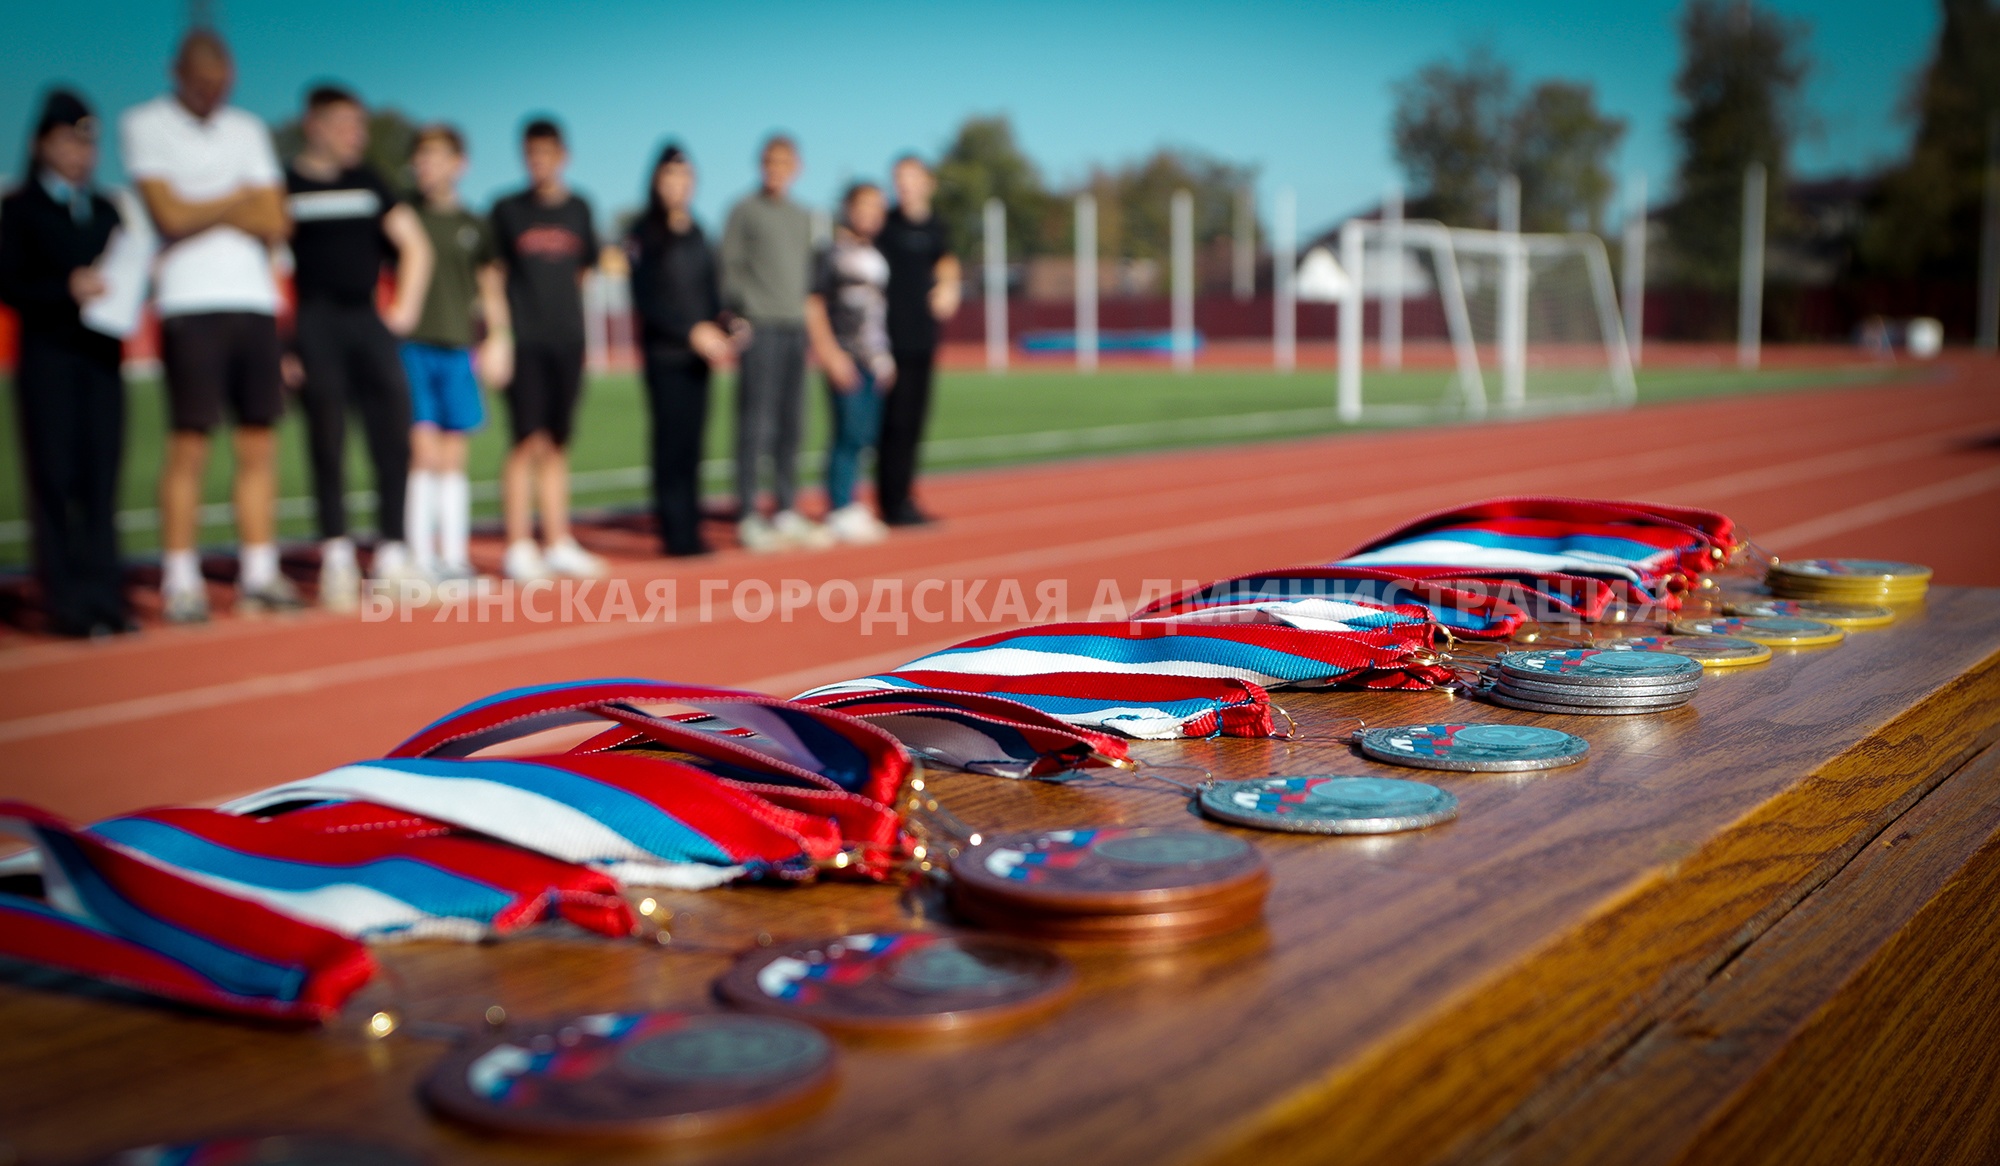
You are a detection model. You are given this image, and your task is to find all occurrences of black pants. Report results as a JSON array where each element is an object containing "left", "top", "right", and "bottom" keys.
[
  {"left": 644, "top": 348, "right": 711, "bottom": 555},
  {"left": 12, "top": 333, "right": 126, "bottom": 631},
  {"left": 876, "top": 346, "right": 936, "bottom": 518},
  {"left": 296, "top": 301, "right": 411, "bottom": 541}
]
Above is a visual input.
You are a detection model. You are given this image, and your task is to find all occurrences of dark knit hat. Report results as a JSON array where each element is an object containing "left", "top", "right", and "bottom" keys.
[{"left": 34, "top": 89, "right": 97, "bottom": 141}]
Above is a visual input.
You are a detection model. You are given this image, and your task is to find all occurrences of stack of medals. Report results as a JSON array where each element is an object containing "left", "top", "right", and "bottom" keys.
[
  {"left": 1765, "top": 558, "right": 1931, "bottom": 604},
  {"left": 948, "top": 826, "right": 1269, "bottom": 945},
  {"left": 1481, "top": 648, "right": 1702, "bottom": 716}
]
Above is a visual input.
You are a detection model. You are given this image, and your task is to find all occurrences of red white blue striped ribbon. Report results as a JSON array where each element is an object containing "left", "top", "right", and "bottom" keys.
[
  {"left": 0, "top": 801, "right": 374, "bottom": 1022},
  {"left": 792, "top": 688, "right": 1132, "bottom": 778}
]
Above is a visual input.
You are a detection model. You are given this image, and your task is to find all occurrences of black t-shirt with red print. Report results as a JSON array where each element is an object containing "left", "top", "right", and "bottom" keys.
[{"left": 490, "top": 189, "right": 598, "bottom": 347}]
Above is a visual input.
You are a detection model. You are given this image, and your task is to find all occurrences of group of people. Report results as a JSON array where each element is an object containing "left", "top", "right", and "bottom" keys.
[{"left": 0, "top": 27, "right": 959, "bottom": 637}]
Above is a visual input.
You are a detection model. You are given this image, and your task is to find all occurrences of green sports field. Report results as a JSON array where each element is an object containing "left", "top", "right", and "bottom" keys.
[{"left": 0, "top": 361, "right": 1903, "bottom": 565}]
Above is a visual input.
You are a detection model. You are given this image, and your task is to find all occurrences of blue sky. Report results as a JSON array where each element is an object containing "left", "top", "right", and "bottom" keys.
[{"left": 0, "top": 0, "right": 1941, "bottom": 238}]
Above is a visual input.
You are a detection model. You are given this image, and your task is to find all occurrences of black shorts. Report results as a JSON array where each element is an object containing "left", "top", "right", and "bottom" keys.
[
  {"left": 159, "top": 312, "right": 286, "bottom": 433},
  {"left": 506, "top": 341, "right": 586, "bottom": 446}
]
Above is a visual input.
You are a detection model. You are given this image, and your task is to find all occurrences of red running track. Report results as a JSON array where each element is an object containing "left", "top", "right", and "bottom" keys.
[{"left": 1, "top": 356, "right": 1996, "bottom": 824}]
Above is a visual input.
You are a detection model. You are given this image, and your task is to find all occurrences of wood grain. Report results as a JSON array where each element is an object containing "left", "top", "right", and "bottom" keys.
[{"left": 3, "top": 588, "right": 1999, "bottom": 1166}]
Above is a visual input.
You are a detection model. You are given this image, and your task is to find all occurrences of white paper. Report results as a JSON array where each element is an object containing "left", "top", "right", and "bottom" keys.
[{"left": 80, "top": 187, "right": 157, "bottom": 340}]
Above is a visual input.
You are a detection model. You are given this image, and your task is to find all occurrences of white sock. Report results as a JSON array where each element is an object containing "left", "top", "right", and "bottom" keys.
[
  {"left": 406, "top": 470, "right": 441, "bottom": 572},
  {"left": 241, "top": 543, "right": 280, "bottom": 591},
  {"left": 163, "top": 549, "right": 202, "bottom": 596},
  {"left": 439, "top": 471, "right": 471, "bottom": 569},
  {"left": 321, "top": 536, "right": 357, "bottom": 575}
]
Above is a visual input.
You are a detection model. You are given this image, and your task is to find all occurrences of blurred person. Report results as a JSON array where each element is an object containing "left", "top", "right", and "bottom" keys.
[
  {"left": 284, "top": 84, "right": 433, "bottom": 610},
  {"left": 402, "top": 123, "right": 508, "bottom": 581},
  {"left": 489, "top": 117, "right": 605, "bottom": 581},
  {"left": 805, "top": 182, "right": 893, "bottom": 545},
  {"left": 121, "top": 28, "right": 296, "bottom": 621},
  {"left": 0, "top": 90, "right": 132, "bottom": 636},
  {"left": 627, "top": 144, "right": 742, "bottom": 557},
  {"left": 876, "top": 154, "right": 960, "bottom": 527},
  {"left": 720, "top": 134, "right": 822, "bottom": 552}
]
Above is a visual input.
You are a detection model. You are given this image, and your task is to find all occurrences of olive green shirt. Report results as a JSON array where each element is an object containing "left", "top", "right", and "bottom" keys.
[
  {"left": 719, "top": 191, "right": 812, "bottom": 324},
  {"left": 410, "top": 202, "right": 495, "bottom": 348}
]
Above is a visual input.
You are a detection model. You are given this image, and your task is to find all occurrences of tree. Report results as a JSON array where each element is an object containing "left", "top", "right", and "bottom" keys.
[
  {"left": 1514, "top": 82, "right": 1626, "bottom": 233},
  {"left": 1392, "top": 51, "right": 1624, "bottom": 232},
  {"left": 934, "top": 116, "right": 1057, "bottom": 261},
  {"left": 1080, "top": 148, "right": 1256, "bottom": 261},
  {"left": 1392, "top": 49, "right": 1515, "bottom": 227},
  {"left": 1860, "top": 0, "right": 2000, "bottom": 278},
  {"left": 1662, "top": 0, "right": 1810, "bottom": 287}
]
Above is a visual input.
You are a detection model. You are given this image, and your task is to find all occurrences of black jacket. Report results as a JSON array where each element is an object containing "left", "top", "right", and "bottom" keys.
[
  {"left": 0, "top": 179, "right": 120, "bottom": 354},
  {"left": 627, "top": 217, "right": 721, "bottom": 356}
]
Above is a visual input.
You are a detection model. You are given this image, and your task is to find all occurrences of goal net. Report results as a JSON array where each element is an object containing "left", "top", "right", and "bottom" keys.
[{"left": 1328, "top": 219, "right": 1636, "bottom": 422}]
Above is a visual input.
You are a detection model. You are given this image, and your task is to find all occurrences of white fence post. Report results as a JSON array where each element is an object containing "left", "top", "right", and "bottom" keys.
[
  {"left": 1171, "top": 189, "right": 1194, "bottom": 371},
  {"left": 983, "top": 197, "right": 1007, "bottom": 372},
  {"left": 1338, "top": 219, "right": 1364, "bottom": 422},
  {"left": 1622, "top": 174, "right": 1648, "bottom": 369},
  {"left": 1274, "top": 187, "right": 1296, "bottom": 372},
  {"left": 1498, "top": 174, "right": 1526, "bottom": 410},
  {"left": 1075, "top": 193, "right": 1098, "bottom": 372},
  {"left": 1383, "top": 184, "right": 1404, "bottom": 371},
  {"left": 1739, "top": 161, "right": 1766, "bottom": 371}
]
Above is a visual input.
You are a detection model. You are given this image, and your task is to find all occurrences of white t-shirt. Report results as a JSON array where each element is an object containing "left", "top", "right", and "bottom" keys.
[{"left": 120, "top": 96, "right": 283, "bottom": 317}]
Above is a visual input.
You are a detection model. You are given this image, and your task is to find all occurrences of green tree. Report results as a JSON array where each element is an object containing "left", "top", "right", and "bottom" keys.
[
  {"left": 1080, "top": 148, "right": 1255, "bottom": 261},
  {"left": 1514, "top": 82, "right": 1626, "bottom": 233},
  {"left": 1392, "top": 52, "right": 1623, "bottom": 232},
  {"left": 1859, "top": 0, "right": 2000, "bottom": 278},
  {"left": 1392, "top": 48, "right": 1515, "bottom": 227},
  {"left": 1662, "top": 0, "right": 1810, "bottom": 287},
  {"left": 934, "top": 115, "right": 1057, "bottom": 260}
]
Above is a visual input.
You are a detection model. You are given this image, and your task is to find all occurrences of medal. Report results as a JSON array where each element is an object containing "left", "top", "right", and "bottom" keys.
[
  {"left": 949, "top": 827, "right": 1269, "bottom": 944},
  {"left": 423, "top": 1011, "right": 836, "bottom": 1140},
  {"left": 1671, "top": 616, "right": 1845, "bottom": 646},
  {"left": 1765, "top": 558, "right": 1930, "bottom": 603},
  {"left": 1722, "top": 598, "right": 1894, "bottom": 627},
  {"left": 1485, "top": 689, "right": 1695, "bottom": 716},
  {"left": 1602, "top": 634, "right": 1772, "bottom": 667},
  {"left": 715, "top": 931, "right": 1076, "bottom": 1037},
  {"left": 1197, "top": 775, "right": 1458, "bottom": 834},
  {"left": 1356, "top": 723, "right": 1590, "bottom": 772},
  {"left": 1481, "top": 648, "right": 1701, "bottom": 714}
]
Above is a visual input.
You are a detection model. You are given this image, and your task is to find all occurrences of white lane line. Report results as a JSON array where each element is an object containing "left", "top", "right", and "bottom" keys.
[{"left": 1757, "top": 466, "right": 2000, "bottom": 551}]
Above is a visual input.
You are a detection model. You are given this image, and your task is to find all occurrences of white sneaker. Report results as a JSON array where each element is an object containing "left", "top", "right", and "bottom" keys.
[
  {"left": 544, "top": 537, "right": 607, "bottom": 579},
  {"left": 825, "top": 502, "right": 889, "bottom": 545},
  {"left": 371, "top": 540, "right": 428, "bottom": 584},
  {"left": 738, "top": 514, "right": 781, "bottom": 554},
  {"left": 772, "top": 509, "right": 834, "bottom": 550},
  {"left": 319, "top": 556, "right": 361, "bottom": 613},
  {"left": 504, "top": 539, "right": 552, "bottom": 581}
]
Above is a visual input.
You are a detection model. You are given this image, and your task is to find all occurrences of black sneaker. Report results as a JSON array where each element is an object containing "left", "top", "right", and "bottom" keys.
[{"left": 884, "top": 502, "right": 936, "bottom": 528}]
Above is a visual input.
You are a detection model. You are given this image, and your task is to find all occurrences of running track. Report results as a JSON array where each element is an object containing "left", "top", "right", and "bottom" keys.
[{"left": 3, "top": 357, "right": 1996, "bottom": 824}]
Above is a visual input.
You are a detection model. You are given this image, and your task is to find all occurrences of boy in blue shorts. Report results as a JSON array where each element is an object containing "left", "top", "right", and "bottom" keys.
[{"left": 401, "top": 124, "right": 510, "bottom": 580}]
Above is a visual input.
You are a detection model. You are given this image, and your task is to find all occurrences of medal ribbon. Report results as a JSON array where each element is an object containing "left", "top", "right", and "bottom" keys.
[
  {"left": 1133, "top": 566, "right": 1619, "bottom": 640},
  {"left": 791, "top": 688, "right": 1132, "bottom": 778},
  {"left": 0, "top": 801, "right": 374, "bottom": 1023}
]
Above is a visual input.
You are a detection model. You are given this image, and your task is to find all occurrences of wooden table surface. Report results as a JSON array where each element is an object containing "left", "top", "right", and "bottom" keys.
[{"left": 6, "top": 588, "right": 2000, "bottom": 1166}]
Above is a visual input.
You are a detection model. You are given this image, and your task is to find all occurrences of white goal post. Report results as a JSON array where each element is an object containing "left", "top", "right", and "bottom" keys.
[{"left": 1333, "top": 218, "right": 1638, "bottom": 423}]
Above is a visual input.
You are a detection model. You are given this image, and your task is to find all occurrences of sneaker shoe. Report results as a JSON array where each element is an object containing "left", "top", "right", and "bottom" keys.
[
  {"left": 885, "top": 501, "right": 936, "bottom": 528},
  {"left": 320, "top": 555, "right": 361, "bottom": 613},
  {"left": 825, "top": 502, "right": 889, "bottom": 545},
  {"left": 371, "top": 540, "right": 428, "bottom": 584},
  {"left": 435, "top": 561, "right": 482, "bottom": 583},
  {"left": 162, "top": 586, "right": 210, "bottom": 625},
  {"left": 504, "top": 539, "right": 552, "bottom": 582},
  {"left": 738, "top": 514, "right": 781, "bottom": 554},
  {"left": 238, "top": 575, "right": 306, "bottom": 616},
  {"left": 771, "top": 509, "right": 834, "bottom": 550},
  {"left": 545, "top": 537, "right": 608, "bottom": 579}
]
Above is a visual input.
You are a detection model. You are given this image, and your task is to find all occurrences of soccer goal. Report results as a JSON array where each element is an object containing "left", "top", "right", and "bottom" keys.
[{"left": 1330, "top": 218, "right": 1637, "bottom": 422}]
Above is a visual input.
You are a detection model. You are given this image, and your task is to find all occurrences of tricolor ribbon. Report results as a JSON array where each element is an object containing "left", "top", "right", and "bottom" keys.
[
  {"left": 792, "top": 688, "right": 1132, "bottom": 778},
  {"left": 1132, "top": 566, "right": 1618, "bottom": 640},
  {"left": 0, "top": 801, "right": 374, "bottom": 1023}
]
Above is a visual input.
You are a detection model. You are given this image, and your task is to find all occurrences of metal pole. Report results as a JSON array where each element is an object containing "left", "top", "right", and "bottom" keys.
[
  {"left": 1233, "top": 185, "right": 1255, "bottom": 300},
  {"left": 1979, "top": 116, "right": 2000, "bottom": 353},
  {"left": 1075, "top": 193, "right": 1098, "bottom": 372},
  {"left": 1171, "top": 190, "right": 1194, "bottom": 371},
  {"left": 1621, "top": 174, "right": 1648, "bottom": 369},
  {"left": 1383, "top": 184, "right": 1404, "bottom": 371},
  {"left": 1498, "top": 174, "right": 1525, "bottom": 409},
  {"left": 1338, "top": 219, "right": 1364, "bottom": 422},
  {"left": 1274, "top": 187, "right": 1296, "bottom": 372},
  {"left": 1738, "top": 161, "right": 1766, "bottom": 370},
  {"left": 983, "top": 197, "right": 1007, "bottom": 372}
]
